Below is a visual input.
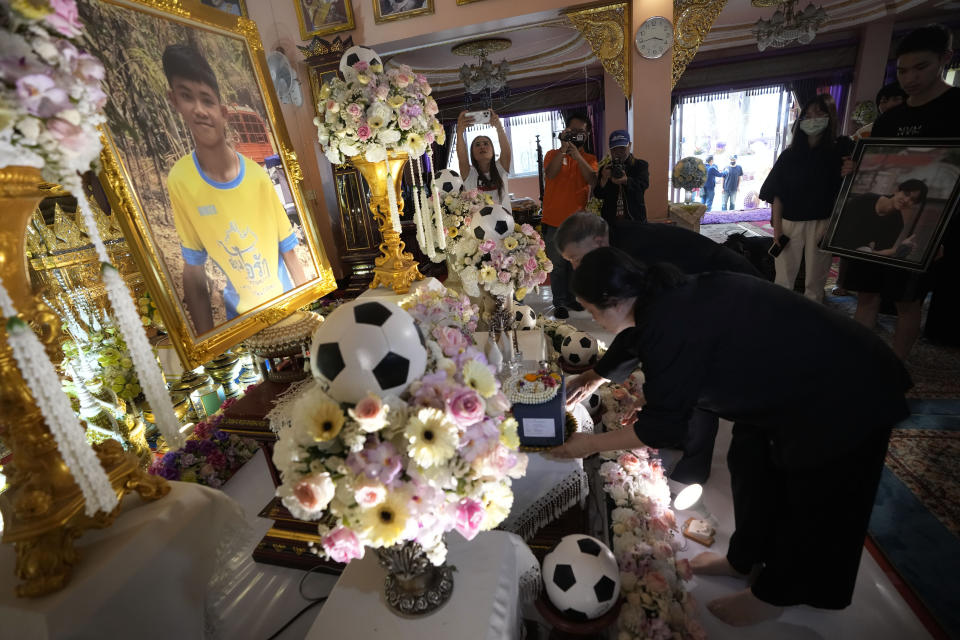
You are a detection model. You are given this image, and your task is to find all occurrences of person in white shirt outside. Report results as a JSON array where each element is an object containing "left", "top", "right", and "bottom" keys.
[{"left": 456, "top": 109, "right": 513, "bottom": 213}]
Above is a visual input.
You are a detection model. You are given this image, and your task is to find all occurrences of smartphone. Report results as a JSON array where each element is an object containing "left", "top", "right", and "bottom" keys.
[
  {"left": 466, "top": 110, "right": 490, "bottom": 124},
  {"left": 768, "top": 234, "right": 790, "bottom": 258}
]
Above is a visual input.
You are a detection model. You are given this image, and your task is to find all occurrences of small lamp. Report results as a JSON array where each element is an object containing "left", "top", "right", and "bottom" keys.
[{"left": 673, "top": 483, "right": 718, "bottom": 528}]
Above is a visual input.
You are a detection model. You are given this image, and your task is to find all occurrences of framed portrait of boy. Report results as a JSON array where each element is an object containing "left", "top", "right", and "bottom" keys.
[
  {"left": 823, "top": 138, "right": 960, "bottom": 272},
  {"left": 295, "top": 0, "right": 356, "bottom": 40},
  {"left": 77, "top": 0, "right": 336, "bottom": 368},
  {"left": 373, "top": 0, "right": 434, "bottom": 24}
]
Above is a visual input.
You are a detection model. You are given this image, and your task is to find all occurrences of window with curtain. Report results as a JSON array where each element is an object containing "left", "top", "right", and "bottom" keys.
[
  {"left": 669, "top": 84, "right": 796, "bottom": 210},
  {"left": 447, "top": 109, "right": 566, "bottom": 178}
]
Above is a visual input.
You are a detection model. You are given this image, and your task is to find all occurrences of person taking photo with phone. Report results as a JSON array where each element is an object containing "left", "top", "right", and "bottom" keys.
[
  {"left": 456, "top": 109, "right": 513, "bottom": 212},
  {"left": 541, "top": 111, "right": 598, "bottom": 319},
  {"left": 760, "top": 93, "right": 853, "bottom": 302}
]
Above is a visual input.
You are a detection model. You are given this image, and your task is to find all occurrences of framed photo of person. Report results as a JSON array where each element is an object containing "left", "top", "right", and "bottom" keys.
[
  {"left": 373, "top": 0, "right": 434, "bottom": 24},
  {"left": 456, "top": 0, "right": 487, "bottom": 4},
  {"left": 200, "top": 0, "right": 246, "bottom": 17},
  {"left": 77, "top": 0, "right": 336, "bottom": 368},
  {"left": 823, "top": 138, "right": 960, "bottom": 272},
  {"left": 295, "top": 0, "right": 356, "bottom": 40}
]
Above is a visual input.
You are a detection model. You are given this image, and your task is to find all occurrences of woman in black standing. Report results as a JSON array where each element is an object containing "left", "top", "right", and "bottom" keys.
[
  {"left": 761, "top": 93, "right": 853, "bottom": 302},
  {"left": 553, "top": 247, "right": 910, "bottom": 627}
]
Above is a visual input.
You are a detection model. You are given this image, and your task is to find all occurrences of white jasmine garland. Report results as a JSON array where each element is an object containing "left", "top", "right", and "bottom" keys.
[
  {"left": 427, "top": 149, "right": 446, "bottom": 250},
  {"left": 384, "top": 161, "right": 402, "bottom": 233},
  {"left": 0, "top": 276, "right": 117, "bottom": 516}
]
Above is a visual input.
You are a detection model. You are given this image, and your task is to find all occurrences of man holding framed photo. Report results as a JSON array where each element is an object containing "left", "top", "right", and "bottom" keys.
[{"left": 839, "top": 24, "right": 960, "bottom": 358}]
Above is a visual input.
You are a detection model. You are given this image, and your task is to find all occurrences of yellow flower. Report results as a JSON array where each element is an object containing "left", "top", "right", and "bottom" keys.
[
  {"left": 536, "top": 249, "right": 547, "bottom": 261},
  {"left": 368, "top": 115, "right": 385, "bottom": 129},
  {"left": 357, "top": 74, "right": 370, "bottom": 85},
  {"left": 499, "top": 417, "right": 520, "bottom": 449},
  {"left": 503, "top": 237, "right": 518, "bottom": 251},
  {"left": 308, "top": 399, "right": 346, "bottom": 442},
  {"left": 484, "top": 195, "right": 494, "bottom": 205},
  {"left": 479, "top": 266, "right": 496, "bottom": 283},
  {"left": 480, "top": 483, "right": 514, "bottom": 530},
  {"left": 11, "top": 0, "right": 50, "bottom": 19},
  {"left": 371, "top": 63, "right": 384, "bottom": 73},
  {"left": 515, "top": 287, "right": 528, "bottom": 300},
  {"left": 462, "top": 359, "right": 497, "bottom": 398},
  {"left": 405, "top": 407, "right": 459, "bottom": 468},
  {"left": 406, "top": 132, "right": 423, "bottom": 149},
  {"left": 360, "top": 491, "right": 411, "bottom": 548},
  {"left": 448, "top": 227, "right": 459, "bottom": 238},
  {"left": 387, "top": 95, "right": 405, "bottom": 108}
]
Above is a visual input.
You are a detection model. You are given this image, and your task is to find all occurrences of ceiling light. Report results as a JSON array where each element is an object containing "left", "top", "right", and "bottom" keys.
[{"left": 452, "top": 38, "right": 511, "bottom": 100}]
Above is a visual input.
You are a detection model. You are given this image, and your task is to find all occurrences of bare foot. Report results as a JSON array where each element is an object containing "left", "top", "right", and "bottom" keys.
[
  {"left": 690, "top": 552, "right": 747, "bottom": 578},
  {"left": 707, "top": 588, "right": 783, "bottom": 626}
]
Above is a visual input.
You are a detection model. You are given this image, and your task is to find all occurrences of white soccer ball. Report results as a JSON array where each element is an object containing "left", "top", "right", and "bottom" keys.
[
  {"left": 584, "top": 392, "right": 603, "bottom": 419},
  {"left": 310, "top": 299, "right": 426, "bottom": 404},
  {"left": 433, "top": 168, "right": 462, "bottom": 198},
  {"left": 513, "top": 304, "right": 538, "bottom": 330},
  {"left": 339, "top": 46, "right": 382, "bottom": 82},
  {"left": 542, "top": 534, "right": 621, "bottom": 620},
  {"left": 468, "top": 203, "right": 515, "bottom": 242},
  {"left": 560, "top": 331, "right": 598, "bottom": 367}
]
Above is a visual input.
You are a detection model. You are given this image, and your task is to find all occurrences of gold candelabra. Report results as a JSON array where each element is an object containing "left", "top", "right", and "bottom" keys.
[
  {"left": 351, "top": 153, "right": 423, "bottom": 294},
  {"left": 0, "top": 166, "right": 169, "bottom": 598}
]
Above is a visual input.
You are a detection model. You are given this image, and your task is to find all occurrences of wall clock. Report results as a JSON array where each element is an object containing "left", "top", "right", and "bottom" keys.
[{"left": 634, "top": 15, "right": 673, "bottom": 59}]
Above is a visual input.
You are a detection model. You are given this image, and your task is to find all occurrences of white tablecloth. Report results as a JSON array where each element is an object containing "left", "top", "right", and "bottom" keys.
[
  {"left": 0, "top": 482, "right": 251, "bottom": 640},
  {"left": 305, "top": 530, "right": 537, "bottom": 640}
]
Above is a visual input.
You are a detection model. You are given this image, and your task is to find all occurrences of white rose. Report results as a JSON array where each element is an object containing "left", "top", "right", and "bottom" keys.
[
  {"left": 32, "top": 39, "right": 59, "bottom": 64},
  {"left": 339, "top": 142, "right": 360, "bottom": 157},
  {"left": 57, "top": 109, "right": 82, "bottom": 126},
  {"left": 325, "top": 147, "right": 343, "bottom": 165},
  {"left": 15, "top": 117, "right": 41, "bottom": 145},
  {"left": 378, "top": 128, "right": 401, "bottom": 144},
  {"left": 364, "top": 144, "right": 387, "bottom": 163}
]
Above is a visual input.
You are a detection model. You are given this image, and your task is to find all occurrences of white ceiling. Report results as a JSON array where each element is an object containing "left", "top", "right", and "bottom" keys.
[{"left": 385, "top": 0, "right": 947, "bottom": 92}]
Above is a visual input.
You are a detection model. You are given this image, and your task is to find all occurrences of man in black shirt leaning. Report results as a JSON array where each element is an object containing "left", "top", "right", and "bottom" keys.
[
  {"left": 840, "top": 23, "right": 960, "bottom": 357},
  {"left": 594, "top": 129, "right": 650, "bottom": 224},
  {"left": 554, "top": 212, "right": 761, "bottom": 484}
]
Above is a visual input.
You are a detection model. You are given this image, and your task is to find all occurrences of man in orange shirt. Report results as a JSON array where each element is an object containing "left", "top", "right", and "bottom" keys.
[{"left": 542, "top": 112, "right": 598, "bottom": 318}]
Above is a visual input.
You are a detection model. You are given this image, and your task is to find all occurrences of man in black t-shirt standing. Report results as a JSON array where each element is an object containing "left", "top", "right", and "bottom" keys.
[{"left": 841, "top": 24, "right": 960, "bottom": 357}]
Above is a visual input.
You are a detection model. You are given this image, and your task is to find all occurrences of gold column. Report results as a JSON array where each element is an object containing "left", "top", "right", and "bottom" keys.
[
  {"left": 351, "top": 154, "right": 423, "bottom": 294},
  {"left": 0, "top": 166, "right": 169, "bottom": 598}
]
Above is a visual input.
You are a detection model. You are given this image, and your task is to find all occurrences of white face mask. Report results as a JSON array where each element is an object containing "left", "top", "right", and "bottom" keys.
[{"left": 799, "top": 117, "right": 829, "bottom": 136}]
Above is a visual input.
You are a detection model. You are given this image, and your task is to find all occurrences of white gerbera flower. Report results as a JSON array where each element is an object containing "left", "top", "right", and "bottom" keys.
[{"left": 405, "top": 407, "right": 459, "bottom": 468}]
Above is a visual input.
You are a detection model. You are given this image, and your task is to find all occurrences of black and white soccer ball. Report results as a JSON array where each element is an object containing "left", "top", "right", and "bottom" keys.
[
  {"left": 542, "top": 534, "right": 621, "bottom": 620},
  {"left": 339, "top": 46, "right": 382, "bottom": 82},
  {"left": 310, "top": 299, "right": 426, "bottom": 404},
  {"left": 468, "top": 203, "right": 515, "bottom": 241},
  {"left": 584, "top": 392, "right": 603, "bottom": 419},
  {"left": 433, "top": 168, "right": 463, "bottom": 198},
  {"left": 513, "top": 304, "right": 538, "bottom": 330},
  {"left": 561, "top": 331, "right": 598, "bottom": 367}
]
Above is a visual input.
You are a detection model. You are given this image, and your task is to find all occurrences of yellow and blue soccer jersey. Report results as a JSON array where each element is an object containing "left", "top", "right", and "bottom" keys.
[{"left": 167, "top": 152, "right": 299, "bottom": 319}]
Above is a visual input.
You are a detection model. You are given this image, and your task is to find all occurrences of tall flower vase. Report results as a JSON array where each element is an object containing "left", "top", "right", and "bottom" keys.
[
  {"left": 0, "top": 166, "right": 169, "bottom": 597},
  {"left": 352, "top": 153, "right": 424, "bottom": 294},
  {"left": 376, "top": 540, "right": 454, "bottom": 617}
]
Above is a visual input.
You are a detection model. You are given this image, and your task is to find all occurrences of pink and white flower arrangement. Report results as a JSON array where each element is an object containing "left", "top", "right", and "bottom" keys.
[
  {"left": 594, "top": 377, "right": 705, "bottom": 640},
  {"left": 313, "top": 55, "right": 443, "bottom": 166},
  {"left": 400, "top": 285, "right": 479, "bottom": 340},
  {"left": 436, "top": 189, "right": 553, "bottom": 300},
  {"left": 272, "top": 330, "right": 526, "bottom": 566},
  {"left": 0, "top": 0, "right": 107, "bottom": 181}
]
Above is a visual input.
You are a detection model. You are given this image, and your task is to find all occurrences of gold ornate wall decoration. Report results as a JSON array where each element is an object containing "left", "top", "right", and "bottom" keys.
[
  {"left": 236, "top": 16, "right": 263, "bottom": 51},
  {"left": 564, "top": 2, "right": 630, "bottom": 97},
  {"left": 672, "top": 0, "right": 729, "bottom": 88}
]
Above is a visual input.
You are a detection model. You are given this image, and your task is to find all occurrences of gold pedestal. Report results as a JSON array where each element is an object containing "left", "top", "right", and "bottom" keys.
[
  {"left": 0, "top": 166, "right": 169, "bottom": 598},
  {"left": 351, "top": 154, "right": 423, "bottom": 294}
]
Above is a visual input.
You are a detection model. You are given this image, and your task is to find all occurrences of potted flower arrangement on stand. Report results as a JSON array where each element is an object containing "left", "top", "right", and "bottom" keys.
[{"left": 272, "top": 298, "right": 527, "bottom": 616}]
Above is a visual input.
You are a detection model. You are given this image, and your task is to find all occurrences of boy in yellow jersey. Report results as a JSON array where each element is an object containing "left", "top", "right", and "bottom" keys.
[{"left": 162, "top": 43, "right": 306, "bottom": 335}]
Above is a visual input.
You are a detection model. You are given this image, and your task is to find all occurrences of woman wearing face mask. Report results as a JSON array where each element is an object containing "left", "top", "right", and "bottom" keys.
[
  {"left": 456, "top": 109, "right": 513, "bottom": 213},
  {"left": 760, "top": 94, "right": 853, "bottom": 302}
]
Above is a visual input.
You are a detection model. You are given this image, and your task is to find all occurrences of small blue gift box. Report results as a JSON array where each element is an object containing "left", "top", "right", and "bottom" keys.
[{"left": 512, "top": 374, "right": 566, "bottom": 448}]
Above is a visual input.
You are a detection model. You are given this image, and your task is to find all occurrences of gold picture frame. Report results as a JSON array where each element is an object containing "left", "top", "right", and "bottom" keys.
[
  {"left": 295, "top": 0, "right": 356, "bottom": 40},
  {"left": 200, "top": 0, "right": 247, "bottom": 18},
  {"left": 456, "top": 0, "right": 486, "bottom": 4},
  {"left": 78, "top": 0, "right": 336, "bottom": 369},
  {"left": 373, "top": 0, "right": 434, "bottom": 24}
]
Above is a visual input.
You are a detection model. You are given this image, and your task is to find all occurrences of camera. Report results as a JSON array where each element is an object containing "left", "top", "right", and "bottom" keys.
[
  {"left": 558, "top": 130, "right": 587, "bottom": 145},
  {"left": 610, "top": 160, "right": 625, "bottom": 179}
]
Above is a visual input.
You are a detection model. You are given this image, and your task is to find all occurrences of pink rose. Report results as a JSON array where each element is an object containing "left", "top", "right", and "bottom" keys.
[
  {"left": 617, "top": 452, "right": 641, "bottom": 473},
  {"left": 644, "top": 571, "right": 670, "bottom": 594},
  {"left": 485, "top": 391, "right": 510, "bottom": 415},
  {"left": 479, "top": 239, "right": 496, "bottom": 253},
  {"left": 425, "top": 98, "right": 439, "bottom": 115},
  {"left": 415, "top": 73, "right": 428, "bottom": 85},
  {"left": 520, "top": 223, "right": 534, "bottom": 235},
  {"left": 346, "top": 102, "right": 363, "bottom": 118},
  {"left": 397, "top": 114, "right": 412, "bottom": 130},
  {"left": 292, "top": 472, "right": 335, "bottom": 511},
  {"left": 433, "top": 325, "right": 469, "bottom": 356},
  {"left": 448, "top": 388, "right": 485, "bottom": 427},
  {"left": 375, "top": 86, "right": 389, "bottom": 100},
  {"left": 353, "top": 394, "right": 382, "bottom": 420},
  {"left": 354, "top": 481, "right": 386, "bottom": 508},
  {"left": 424, "top": 130, "right": 435, "bottom": 144},
  {"left": 523, "top": 257, "right": 537, "bottom": 273},
  {"left": 45, "top": 0, "right": 84, "bottom": 38},
  {"left": 454, "top": 498, "right": 484, "bottom": 541},
  {"left": 74, "top": 53, "right": 105, "bottom": 82},
  {"left": 322, "top": 527, "right": 365, "bottom": 563},
  {"left": 353, "top": 60, "right": 369, "bottom": 72},
  {"left": 677, "top": 558, "right": 693, "bottom": 581},
  {"left": 16, "top": 75, "right": 70, "bottom": 118},
  {"left": 497, "top": 271, "right": 511, "bottom": 284},
  {"left": 356, "top": 124, "right": 371, "bottom": 141}
]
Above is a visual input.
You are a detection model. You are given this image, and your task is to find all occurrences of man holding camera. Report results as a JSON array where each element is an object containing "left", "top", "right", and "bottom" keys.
[
  {"left": 593, "top": 129, "right": 649, "bottom": 224},
  {"left": 542, "top": 112, "right": 598, "bottom": 319}
]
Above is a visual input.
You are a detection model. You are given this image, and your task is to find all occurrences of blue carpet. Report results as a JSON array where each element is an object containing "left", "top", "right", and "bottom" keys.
[{"left": 869, "top": 400, "right": 960, "bottom": 638}]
